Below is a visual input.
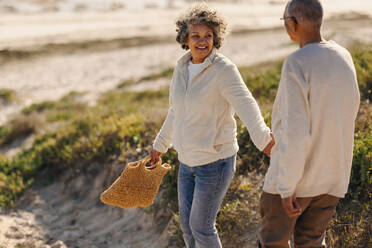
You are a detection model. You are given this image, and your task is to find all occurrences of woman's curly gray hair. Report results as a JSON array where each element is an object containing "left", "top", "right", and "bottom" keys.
[{"left": 175, "top": 3, "right": 227, "bottom": 50}]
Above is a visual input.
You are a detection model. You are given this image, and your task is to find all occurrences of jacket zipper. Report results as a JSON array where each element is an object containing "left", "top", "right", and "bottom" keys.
[
  {"left": 180, "top": 69, "right": 188, "bottom": 158},
  {"left": 179, "top": 62, "right": 212, "bottom": 161}
]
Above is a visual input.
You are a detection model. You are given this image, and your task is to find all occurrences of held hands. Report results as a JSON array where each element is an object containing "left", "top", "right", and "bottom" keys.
[
  {"left": 149, "top": 149, "right": 162, "bottom": 165},
  {"left": 264, "top": 134, "right": 301, "bottom": 218},
  {"left": 151, "top": 134, "right": 274, "bottom": 162},
  {"left": 281, "top": 193, "right": 302, "bottom": 217},
  {"left": 263, "top": 133, "right": 275, "bottom": 157}
]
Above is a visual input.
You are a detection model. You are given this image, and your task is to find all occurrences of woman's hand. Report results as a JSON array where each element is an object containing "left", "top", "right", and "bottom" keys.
[
  {"left": 263, "top": 133, "right": 275, "bottom": 157},
  {"left": 149, "top": 149, "right": 162, "bottom": 165}
]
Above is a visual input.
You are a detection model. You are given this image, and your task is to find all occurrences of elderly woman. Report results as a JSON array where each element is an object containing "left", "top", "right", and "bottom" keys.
[{"left": 150, "top": 4, "right": 274, "bottom": 248}]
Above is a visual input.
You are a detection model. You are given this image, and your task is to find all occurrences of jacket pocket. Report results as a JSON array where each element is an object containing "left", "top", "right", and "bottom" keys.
[
  {"left": 182, "top": 125, "right": 218, "bottom": 154},
  {"left": 214, "top": 126, "right": 236, "bottom": 146}
]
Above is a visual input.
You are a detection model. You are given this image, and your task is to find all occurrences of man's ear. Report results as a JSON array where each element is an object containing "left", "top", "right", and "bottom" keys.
[
  {"left": 293, "top": 21, "right": 299, "bottom": 32},
  {"left": 288, "top": 20, "right": 297, "bottom": 32}
]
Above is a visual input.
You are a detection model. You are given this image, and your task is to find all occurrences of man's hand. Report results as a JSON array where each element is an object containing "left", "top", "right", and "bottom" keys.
[
  {"left": 149, "top": 149, "right": 162, "bottom": 165},
  {"left": 263, "top": 134, "right": 275, "bottom": 157},
  {"left": 281, "top": 193, "right": 302, "bottom": 217}
]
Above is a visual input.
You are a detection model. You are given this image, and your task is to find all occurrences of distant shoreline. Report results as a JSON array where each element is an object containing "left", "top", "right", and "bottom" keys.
[{"left": 1, "top": 12, "right": 371, "bottom": 66}]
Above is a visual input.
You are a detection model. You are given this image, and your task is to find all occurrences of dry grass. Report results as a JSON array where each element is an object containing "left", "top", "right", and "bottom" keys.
[{"left": 0, "top": 114, "right": 41, "bottom": 147}]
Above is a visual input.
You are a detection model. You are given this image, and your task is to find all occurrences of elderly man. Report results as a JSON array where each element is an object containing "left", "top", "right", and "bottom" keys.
[{"left": 258, "top": 0, "right": 360, "bottom": 247}]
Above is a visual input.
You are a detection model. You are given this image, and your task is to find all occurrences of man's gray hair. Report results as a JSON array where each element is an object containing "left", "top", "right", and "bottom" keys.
[{"left": 286, "top": 0, "right": 323, "bottom": 26}]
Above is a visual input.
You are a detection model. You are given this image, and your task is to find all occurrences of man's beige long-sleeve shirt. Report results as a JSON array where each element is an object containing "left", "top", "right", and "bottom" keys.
[
  {"left": 263, "top": 40, "right": 360, "bottom": 198},
  {"left": 153, "top": 49, "right": 271, "bottom": 166}
]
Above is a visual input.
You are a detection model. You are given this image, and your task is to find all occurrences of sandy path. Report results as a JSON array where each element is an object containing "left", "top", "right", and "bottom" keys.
[{"left": 0, "top": 160, "right": 172, "bottom": 248}]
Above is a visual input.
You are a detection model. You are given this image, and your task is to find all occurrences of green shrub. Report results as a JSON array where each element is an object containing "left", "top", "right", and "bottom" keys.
[
  {"left": 0, "top": 88, "right": 18, "bottom": 104},
  {"left": 22, "top": 99, "right": 87, "bottom": 123},
  {"left": 116, "top": 68, "right": 173, "bottom": 89},
  {"left": 116, "top": 79, "right": 136, "bottom": 89},
  {"left": 0, "top": 126, "right": 12, "bottom": 143},
  {"left": 328, "top": 200, "right": 371, "bottom": 248},
  {"left": 22, "top": 101, "right": 56, "bottom": 115},
  {"left": 239, "top": 62, "right": 283, "bottom": 103},
  {"left": 353, "top": 48, "right": 372, "bottom": 101},
  {"left": 159, "top": 148, "right": 179, "bottom": 212},
  {"left": 139, "top": 67, "right": 174, "bottom": 82},
  {"left": 217, "top": 173, "right": 263, "bottom": 248},
  {"left": 348, "top": 126, "right": 372, "bottom": 202},
  {"left": 327, "top": 113, "right": 372, "bottom": 247},
  {"left": 0, "top": 113, "right": 146, "bottom": 207},
  {"left": 0, "top": 115, "right": 39, "bottom": 147}
]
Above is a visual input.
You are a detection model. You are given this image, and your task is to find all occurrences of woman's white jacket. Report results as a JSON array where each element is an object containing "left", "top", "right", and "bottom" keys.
[{"left": 153, "top": 48, "right": 271, "bottom": 166}]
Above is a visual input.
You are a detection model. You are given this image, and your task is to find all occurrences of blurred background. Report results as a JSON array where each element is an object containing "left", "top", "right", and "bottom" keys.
[{"left": 0, "top": 0, "right": 371, "bottom": 247}]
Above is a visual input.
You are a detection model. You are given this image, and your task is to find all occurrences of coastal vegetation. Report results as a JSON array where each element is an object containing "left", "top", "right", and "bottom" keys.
[{"left": 0, "top": 89, "right": 18, "bottom": 104}]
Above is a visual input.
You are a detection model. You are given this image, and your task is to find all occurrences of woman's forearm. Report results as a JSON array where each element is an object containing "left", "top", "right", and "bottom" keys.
[
  {"left": 153, "top": 106, "right": 175, "bottom": 153},
  {"left": 219, "top": 65, "right": 272, "bottom": 151}
]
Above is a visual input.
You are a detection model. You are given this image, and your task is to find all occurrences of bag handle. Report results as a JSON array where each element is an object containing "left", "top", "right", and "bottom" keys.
[{"left": 141, "top": 155, "right": 162, "bottom": 170}]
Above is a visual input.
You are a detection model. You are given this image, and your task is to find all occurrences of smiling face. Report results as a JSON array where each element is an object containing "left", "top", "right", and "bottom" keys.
[{"left": 185, "top": 24, "right": 214, "bottom": 64}]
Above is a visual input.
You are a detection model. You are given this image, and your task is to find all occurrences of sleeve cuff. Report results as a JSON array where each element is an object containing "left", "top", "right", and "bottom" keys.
[
  {"left": 255, "top": 126, "right": 272, "bottom": 151},
  {"left": 280, "top": 191, "right": 295, "bottom": 198},
  {"left": 153, "top": 138, "right": 169, "bottom": 154}
]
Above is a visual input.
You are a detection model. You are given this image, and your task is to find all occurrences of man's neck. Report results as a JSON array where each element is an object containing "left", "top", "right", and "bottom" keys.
[{"left": 299, "top": 32, "right": 323, "bottom": 48}]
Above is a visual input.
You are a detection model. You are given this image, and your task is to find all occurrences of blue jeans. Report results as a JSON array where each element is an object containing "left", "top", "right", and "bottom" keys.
[{"left": 178, "top": 155, "right": 236, "bottom": 248}]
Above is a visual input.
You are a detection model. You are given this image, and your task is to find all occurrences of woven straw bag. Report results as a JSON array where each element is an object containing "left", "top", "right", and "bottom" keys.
[{"left": 100, "top": 155, "right": 171, "bottom": 208}]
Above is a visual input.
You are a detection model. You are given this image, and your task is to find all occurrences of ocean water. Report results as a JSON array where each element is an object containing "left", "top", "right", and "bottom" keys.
[
  {"left": 1, "top": 0, "right": 372, "bottom": 15},
  {"left": 0, "top": 0, "right": 180, "bottom": 12}
]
